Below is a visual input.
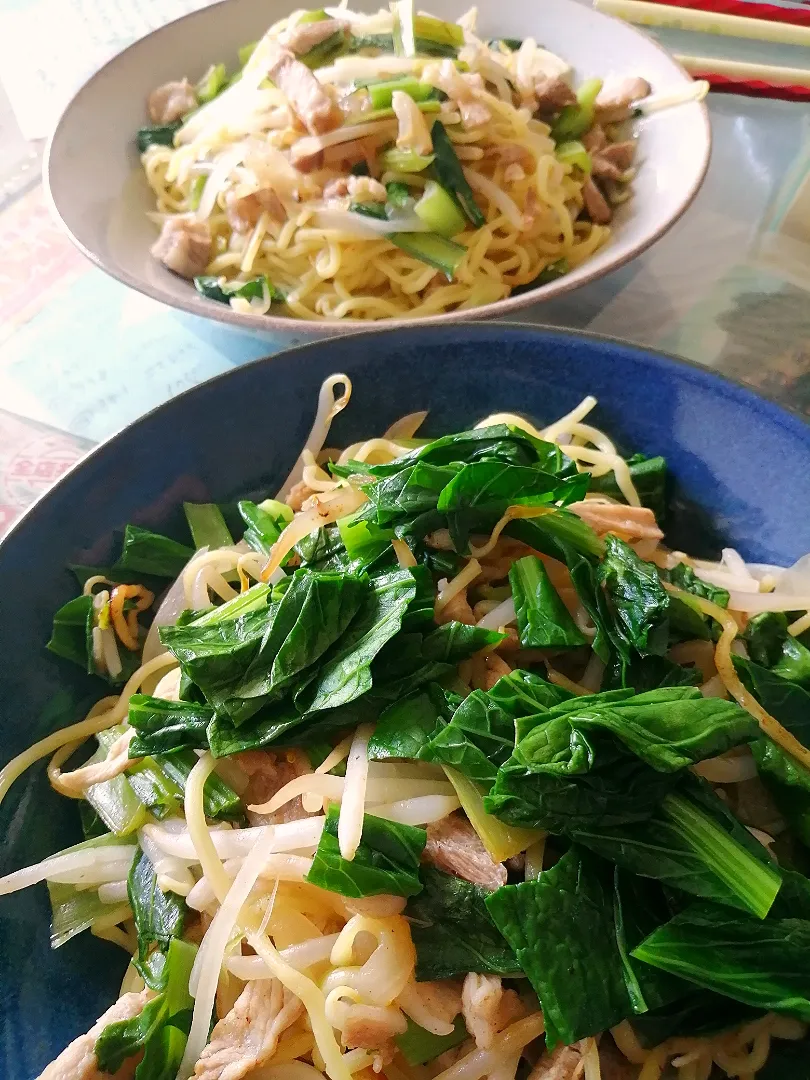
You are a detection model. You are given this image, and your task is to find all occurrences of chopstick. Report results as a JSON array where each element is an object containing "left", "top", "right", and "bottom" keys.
[
  {"left": 676, "top": 54, "right": 810, "bottom": 89},
  {"left": 675, "top": 53, "right": 810, "bottom": 98},
  {"left": 594, "top": 0, "right": 810, "bottom": 46}
]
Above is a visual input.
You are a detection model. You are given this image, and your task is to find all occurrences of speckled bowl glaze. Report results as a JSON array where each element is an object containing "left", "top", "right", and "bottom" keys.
[
  {"left": 1, "top": 324, "right": 808, "bottom": 1077},
  {"left": 44, "top": 0, "right": 710, "bottom": 335}
]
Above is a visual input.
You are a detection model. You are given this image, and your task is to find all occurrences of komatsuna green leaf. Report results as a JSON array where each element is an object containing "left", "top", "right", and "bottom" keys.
[
  {"left": 295, "top": 568, "right": 417, "bottom": 713},
  {"left": 362, "top": 462, "right": 460, "bottom": 527},
  {"left": 113, "top": 524, "right": 195, "bottom": 579},
  {"left": 368, "top": 684, "right": 455, "bottom": 760},
  {"left": 396, "top": 1016, "right": 467, "bottom": 1065},
  {"left": 612, "top": 868, "right": 687, "bottom": 1014},
  {"left": 507, "top": 511, "right": 604, "bottom": 564},
  {"left": 128, "top": 847, "right": 185, "bottom": 978},
  {"left": 514, "top": 687, "right": 758, "bottom": 775},
  {"left": 436, "top": 461, "right": 588, "bottom": 553},
  {"left": 744, "top": 612, "right": 810, "bottom": 688},
  {"left": 238, "top": 499, "right": 293, "bottom": 555},
  {"left": 486, "top": 847, "right": 634, "bottom": 1047},
  {"left": 665, "top": 562, "right": 729, "bottom": 643},
  {"left": 509, "top": 555, "right": 587, "bottom": 648},
  {"left": 369, "top": 623, "right": 505, "bottom": 701},
  {"left": 405, "top": 866, "right": 519, "bottom": 980},
  {"left": 95, "top": 937, "right": 196, "bottom": 1078},
  {"left": 47, "top": 595, "right": 95, "bottom": 672},
  {"left": 331, "top": 424, "right": 578, "bottom": 479},
  {"left": 128, "top": 695, "right": 213, "bottom": 755},
  {"left": 604, "top": 653, "right": 702, "bottom": 694},
  {"left": 570, "top": 779, "right": 782, "bottom": 917},
  {"left": 598, "top": 535, "right": 670, "bottom": 657},
  {"left": 420, "top": 687, "right": 518, "bottom": 785},
  {"left": 589, "top": 454, "right": 667, "bottom": 521},
  {"left": 486, "top": 735, "right": 678, "bottom": 834},
  {"left": 305, "top": 805, "right": 425, "bottom": 897},
  {"left": 736, "top": 657, "right": 810, "bottom": 846},
  {"left": 162, "top": 570, "right": 366, "bottom": 725},
  {"left": 632, "top": 901, "right": 810, "bottom": 1021}
]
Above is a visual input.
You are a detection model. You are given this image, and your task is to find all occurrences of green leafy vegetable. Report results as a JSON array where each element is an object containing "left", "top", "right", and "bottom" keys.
[
  {"left": 486, "top": 847, "right": 633, "bottom": 1047},
  {"left": 396, "top": 1017, "right": 467, "bottom": 1065},
  {"left": 745, "top": 612, "right": 810, "bottom": 687},
  {"left": 137, "top": 123, "right": 181, "bottom": 152},
  {"left": 570, "top": 780, "right": 783, "bottom": 916},
  {"left": 514, "top": 687, "right": 758, "bottom": 775},
  {"left": 306, "top": 806, "right": 425, "bottom": 897},
  {"left": 194, "top": 274, "right": 285, "bottom": 305},
  {"left": 406, "top": 866, "right": 519, "bottom": 980},
  {"left": 183, "top": 502, "right": 234, "bottom": 550},
  {"left": 295, "top": 568, "right": 417, "bottom": 713},
  {"left": 95, "top": 937, "right": 196, "bottom": 1079},
  {"left": 128, "top": 848, "right": 185, "bottom": 983},
  {"left": 47, "top": 595, "right": 96, "bottom": 672},
  {"left": 430, "top": 121, "right": 485, "bottom": 227},
  {"left": 162, "top": 569, "right": 365, "bottom": 725},
  {"left": 509, "top": 554, "right": 587, "bottom": 648},
  {"left": 128, "top": 695, "right": 212, "bottom": 755},
  {"left": 633, "top": 901, "right": 810, "bottom": 1021},
  {"left": 388, "top": 231, "right": 467, "bottom": 279},
  {"left": 736, "top": 657, "right": 810, "bottom": 846},
  {"left": 367, "top": 684, "right": 455, "bottom": 760},
  {"left": 196, "top": 62, "right": 228, "bottom": 103},
  {"left": 590, "top": 454, "right": 667, "bottom": 521},
  {"left": 598, "top": 534, "right": 669, "bottom": 657},
  {"left": 238, "top": 499, "right": 293, "bottom": 555},
  {"left": 115, "top": 525, "right": 195, "bottom": 578},
  {"left": 437, "top": 461, "right": 587, "bottom": 553},
  {"left": 47, "top": 835, "right": 135, "bottom": 948}
]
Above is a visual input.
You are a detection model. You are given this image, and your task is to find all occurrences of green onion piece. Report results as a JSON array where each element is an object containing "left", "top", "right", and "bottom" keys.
[
  {"left": 350, "top": 201, "right": 389, "bottom": 220},
  {"left": 555, "top": 140, "right": 591, "bottom": 173},
  {"left": 430, "top": 121, "right": 486, "bottom": 227},
  {"left": 386, "top": 181, "right": 411, "bottom": 209},
  {"left": 196, "top": 62, "right": 228, "bottom": 104},
  {"left": 414, "top": 14, "right": 465, "bottom": 49},
  {"left": 136, "top": 123, "right": 181, "bottom": 153},
  {"left": 488, "top": 37, "right": 523, "bottom": 51},
  {"left": 388, "top": 232, "right": 467, "bottom": 278},
  {"left": 194, "top": 275, "right": 285, "bottom": 305},
  {"left": 379, "top": 148, "right": 435, "bottom": 172},
  {"left": 183, "top": 502, "right": 234, "bottom": 550},
  {"left": 414, "top": 181, "right": 467, "bottom": 237},
  {"left": 552, "top": 77, "right": 603, "bottom": 141},
  {"left": 345, "top": 100, "right": 441, "bottom": 125},
  {"left": 189, "top": 176, "right": 206, "bottom": 210},
  {"left": 300, "top": 30, "right": 348, "bottom": 70},
  {"left": 298, "top": 8, "right": 329, "bottom": 23},
  {"left": 364, "top": 76, "right": 435, "bottom": 109},
  {"left": 238, "top": 40, "right": 258, "bottom": 66}
]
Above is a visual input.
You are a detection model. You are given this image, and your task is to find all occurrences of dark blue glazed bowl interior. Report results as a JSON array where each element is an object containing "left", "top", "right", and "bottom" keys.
[{"left": 1, "top": 323, "right": 809, "bottom": 1077}]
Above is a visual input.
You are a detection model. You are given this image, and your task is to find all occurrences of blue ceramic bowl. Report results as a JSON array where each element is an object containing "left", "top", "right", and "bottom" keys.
[{"left": 1, "top": 324, "right": 809, "bottom": 1077}]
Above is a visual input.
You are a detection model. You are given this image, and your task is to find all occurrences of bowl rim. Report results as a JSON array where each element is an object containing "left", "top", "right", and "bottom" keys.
[
  {"left": 42, "top": 0, "right": 712, "bottom": 334},
  {"left": 1, "top": 320, "right": 805, "bottom": 560}
]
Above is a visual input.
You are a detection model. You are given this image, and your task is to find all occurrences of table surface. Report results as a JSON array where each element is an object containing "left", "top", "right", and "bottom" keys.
[{"left": 1, "top": 10, "right": 809, "bottom": 538}]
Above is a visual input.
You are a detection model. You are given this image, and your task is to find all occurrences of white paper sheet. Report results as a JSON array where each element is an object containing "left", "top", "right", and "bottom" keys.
[{"left": 0, "top": 0, "right": 214, "bottom": 140}]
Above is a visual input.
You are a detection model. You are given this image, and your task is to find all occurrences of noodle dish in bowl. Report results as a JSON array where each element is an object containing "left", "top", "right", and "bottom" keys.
[
  {"left": 44, "top": 0, "right": 711, "bottom": 332},
  {"left": 5, "top": 323, "right": 810, "bottom": 1080}
]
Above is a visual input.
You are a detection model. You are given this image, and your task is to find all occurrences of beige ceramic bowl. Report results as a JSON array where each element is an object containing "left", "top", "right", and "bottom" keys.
[{"left": 44, "top": 0, "right": 710, "bottom": 335}]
